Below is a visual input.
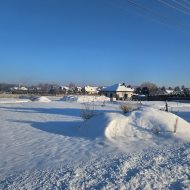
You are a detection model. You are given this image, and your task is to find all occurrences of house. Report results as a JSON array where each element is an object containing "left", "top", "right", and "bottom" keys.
[
  {"left": 10, "top": 86, "right": 28, "bottom": 91},
  {"left": 82, "top": 86, "right": 99, "bottom": 95},
  {"left": 101, "top": 83, "right": 134, "bottom": 100},
  {"left": 59, "top": 86, "right": 70, "bottom": 94},
  {"left": 19, "top": 86, "right": 28, "bottom": 91},
  {"left": 166, "top": 89, "right": 174, "bottom": 95},
  {"left": 76, "top": 87, "right": 82, "bottom": 94},
  {"left": 10, "top": 86, "right": 28, "bottom": 94}
]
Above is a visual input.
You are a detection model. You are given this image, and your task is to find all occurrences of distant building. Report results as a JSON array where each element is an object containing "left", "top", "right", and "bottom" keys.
[
  {"left": 59, "top": 86, "right": 70, "bottom": 94},
  {"left": 10, "top": 86, "right": 28, "bottom": 91},
  {"left": 101, "top": 83, "right": 134, "bottom": 100},
  {"left": 166, "top": 89, "right": 174, "bottom": 95},
  {"left": 10, "top": 86, "right": 28, "bottom": 94},
  {"left": 19, "top": 86, "right": 28, "bottom": 91},
  {"left": 82, "top": 86, "right": 99, "bottom": 95}
]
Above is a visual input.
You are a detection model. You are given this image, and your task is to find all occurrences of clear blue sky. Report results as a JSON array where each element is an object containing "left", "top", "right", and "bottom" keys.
[{"left": 0, "top": 0, "right": 190, "bottom": 87}]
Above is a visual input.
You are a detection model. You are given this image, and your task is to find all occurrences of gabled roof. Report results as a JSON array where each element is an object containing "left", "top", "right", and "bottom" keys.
[
  {"left": 166, "top": 90, "right": 174, "bottom": 94},
  {"left": 84, "top": 86, "right": 99, "bottom": 92},
  {"left": 101, "top": 83, "right": 134, "bottom": 92},
  {"left": 61, "top": 86, "right": 69, "bottom": 90}
]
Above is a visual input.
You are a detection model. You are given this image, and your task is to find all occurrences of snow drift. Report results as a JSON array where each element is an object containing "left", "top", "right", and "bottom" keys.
[
  {"left": 31, "top": 96, "right": 51, "bottom": 103},
  {"left": 79, "top": 107, "right": 190, "bottom": 143},
  {"left": 62, "top": 95, "right": 110, "bottom": 103}
]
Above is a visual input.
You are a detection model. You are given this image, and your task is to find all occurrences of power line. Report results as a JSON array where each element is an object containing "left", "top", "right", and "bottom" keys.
[
  {"left": 157, "top": 0, "right": 190, "bottom": 16},
  {"left": 181, "top": 0, "right": 190, "bottom": 7},
  {"left": 171, "top": 0, "right": 190, "bottom": 11},
  {"left": 106, "top": 0, "right": 190, "bottom": 33},
  {"left": 126, "top": 0, "right": 190, "bottom": 31}
]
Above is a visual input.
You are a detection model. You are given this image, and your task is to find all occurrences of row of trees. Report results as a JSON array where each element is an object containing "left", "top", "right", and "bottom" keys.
[
  {"left": 0, "top": 82, "right": 83, "bottom": 95},
  {"left": 0, "top": 83, "right": 16, "bottom": 92},
  {"left": 1, "top": 82, "right": 190, "bottom": 97},
  {"left": 135, "top": 82, "right": 190, "bottom": 96}
]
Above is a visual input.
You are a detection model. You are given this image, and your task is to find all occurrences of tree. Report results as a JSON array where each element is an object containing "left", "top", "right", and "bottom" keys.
[
  {"left": 174, "top": 86, "right": 180, "bottom": 92},
  {"left": 68, "top": 83, "right": 76, "bottom": 94},
  {"left": 135, "top": 87, "right": 142, "bottom": 94},
  {"left": 181, "top": 85, "right": 185, "bottom": 90},
  {"left": 183, "top": 88, "right": 190, "bottom": 96},
  {"left": 69, "top": 82, "right": 76, "bottom": 89},
  {"left": 141, "top": 87, "right": 149, "bottom": 95},
  {"left": 140, "top": 82, "right": 158, "bottom": 95},
  {"left": 38, "top": 83, "right": 52, "bottom": 94},
  {"left": 161, "top": 86, "right": 166, "bottom": 91}
]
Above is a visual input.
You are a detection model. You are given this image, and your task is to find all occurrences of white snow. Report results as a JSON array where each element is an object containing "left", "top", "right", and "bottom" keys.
[
  {"left": 84, "top": 86, "right": 99, "bottom": 93},
  {"left": 31, "top": 96, "right": 51, "bottom": 103},
  {"left": 0, "top": 98, "right": 31, "bottom": 104},
  {"left": 62, "top": 95, "right": 110, "bottom": 103},
  {"left": 0, "top": 98, "right": 190, "bottom": 189},
  {"left": 79, "top": 106, "right": 190, "bottom": 150}
]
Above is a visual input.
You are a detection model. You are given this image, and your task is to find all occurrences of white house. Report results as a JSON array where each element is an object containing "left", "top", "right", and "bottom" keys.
[
  {"left": 19, "top": 86, "right": 28, "bottom": 91},
  {"left": 166, "top": 89, "right": 174, "bottom": 95},
  {"left": 10, "top": 86, "right": 28, "bottom": 91},
  {"left": 101, "top": 83, "right": 134, "bottom": 100},
  {"left": 83, "top": 86, "right": 99, "bottom": 95}
]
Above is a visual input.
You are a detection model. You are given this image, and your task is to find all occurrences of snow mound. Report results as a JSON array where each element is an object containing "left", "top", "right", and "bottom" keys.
[
  {"left": 61, "top": 95, "right": 78, "bottom": 102},
  {"left": 31, "top": 96, "right": 51, "bottom": 103},
  {"left": 79, "top": 107, "right": 190, "bottom": 143},
  {"left": 62, "top": 95, "right": 110, "bottom": 103}
]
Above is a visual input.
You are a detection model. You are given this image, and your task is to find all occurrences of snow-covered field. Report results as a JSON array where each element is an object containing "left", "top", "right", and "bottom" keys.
[{"left": 0, "top": 96, "right": 190, "bottom": 189}]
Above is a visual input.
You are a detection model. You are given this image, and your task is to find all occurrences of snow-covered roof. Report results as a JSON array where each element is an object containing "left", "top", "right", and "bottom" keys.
[
  {"left": 101, "top": 84, "right": 134, "bottom": 92},
  {"left": 10, "top": 86, "right": 28, "bottom": 91},
  {"left": 84, "top": 86, "right": 99, "bottom": 92},
  {"left": 166, "top": 90, "right": 174, "bottom": 94},
  {"left": 20, "top": 87, "right": 28, "bottom": 91},
  {"left": 60, "top": 86, "right": 69, "bottom": 90}
]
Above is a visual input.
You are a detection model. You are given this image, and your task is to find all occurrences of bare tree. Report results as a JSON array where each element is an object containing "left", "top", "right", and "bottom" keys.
[
  {"left": 68, "top": 83, "right": 76, "bottom": 94},
  {"left": 174, "top": 86, "right": 180, "bottom": 92},
  {"left": 140, "top": 82, "right": 158, "bottom": 95}
]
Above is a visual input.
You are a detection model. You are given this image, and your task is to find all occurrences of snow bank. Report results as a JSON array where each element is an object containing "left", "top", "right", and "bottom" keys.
[
  {"left": 0, "top": 98, "right": 30, "bottom": 104},
  {"left": 80, "top": 107, "right": 190, "bottom": 143},
  {"left": 62, "top": 95, "right": 110, "bottom": 103},
  {"left": 31, "top": 96, "right": 51, "bottom": 103}
]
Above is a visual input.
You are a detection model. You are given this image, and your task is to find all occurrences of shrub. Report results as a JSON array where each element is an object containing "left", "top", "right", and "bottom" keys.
[
  {"left": 152, "top": 127, "right": 160, "bottom": 135},
  {"left": 120, "top": 104, "right": 133, "bottom": 114},
  {"left": 81, "top": 103, "right": 94, "bottom": 120}
]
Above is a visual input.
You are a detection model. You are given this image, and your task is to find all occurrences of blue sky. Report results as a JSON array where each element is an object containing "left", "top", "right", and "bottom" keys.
[{"left": 0, "top": 0, "right": 190, "bottom": 87}]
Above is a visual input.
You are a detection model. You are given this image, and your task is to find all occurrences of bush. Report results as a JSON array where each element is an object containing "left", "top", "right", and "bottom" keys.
[
  {"left": 152, "top": 127, "right": 160, "bottom": 135},
  {"left": 81, "top": 103, "right": 95, "bottom": 120},
  {"left": 120, "top": 104, "right": 134, "bottom": 114}
]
